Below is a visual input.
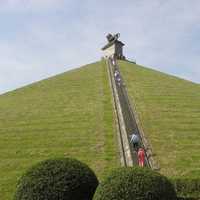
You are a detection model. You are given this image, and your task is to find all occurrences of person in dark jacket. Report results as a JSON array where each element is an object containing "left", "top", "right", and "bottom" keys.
[{"left": 130, "top": 133, "right": 140, "bottom": 150}]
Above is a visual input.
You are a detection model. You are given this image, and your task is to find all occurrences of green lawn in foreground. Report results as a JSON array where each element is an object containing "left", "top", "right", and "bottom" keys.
[
  {"left": 0, "top": 61, "right": 119, "bottom": 200},
  {"left": 119, "top": 60, "right": 200, "bottom": 179}
]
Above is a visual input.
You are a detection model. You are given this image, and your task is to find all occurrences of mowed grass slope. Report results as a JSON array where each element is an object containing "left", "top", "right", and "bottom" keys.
[
  {"left": 119, "top": 60, "right": 200, "bottom": 178},
  {"left": 0, "top": 61, "right": 119, "bottom": 199}
]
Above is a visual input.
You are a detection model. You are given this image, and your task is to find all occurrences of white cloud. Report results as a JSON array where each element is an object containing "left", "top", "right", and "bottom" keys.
[
  {"left": 0, "top": 0, "right": 66, "bottom": 12},
  {"left": 0, "top": 0, "right": 200, "bottom": 94}
]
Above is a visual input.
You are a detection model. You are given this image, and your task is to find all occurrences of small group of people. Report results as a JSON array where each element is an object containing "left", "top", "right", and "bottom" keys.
[
  {"left": 130, "top": 133, "right": 145, "bottom": 167},
  {"left": 114, "top": 69, "right": 121, "bottom": 86},
  {"left": 112, "top": 58, "right": 116, "bottom": 66},
  {"left": 110, "top": 55, "right": 116, "bottom": 66}
]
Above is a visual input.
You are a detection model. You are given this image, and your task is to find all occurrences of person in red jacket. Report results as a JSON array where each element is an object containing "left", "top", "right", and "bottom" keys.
[{"left": 138, "top": 148, "right": 145, "bottom": 167}]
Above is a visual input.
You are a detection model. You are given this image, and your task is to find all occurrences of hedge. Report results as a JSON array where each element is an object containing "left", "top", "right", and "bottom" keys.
[
  {"left": 93, "top": 167, "right": 176, "bottom": 200},
  {"left": 171, "top": 178, "right": 200, "bottom": 199},
  {"left": 14, "top": 157, "right": 99, "bottom": 200}
]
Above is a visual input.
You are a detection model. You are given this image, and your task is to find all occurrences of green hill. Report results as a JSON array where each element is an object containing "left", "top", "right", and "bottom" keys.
[
  {"left": 1, "top": 59, "right": 199, "bottom": 199},
  {"left": 119, "top": 60, "right": 200, "bottom": 179},
  {"left": 0, "top": 61, "right": 119, "bottom": 200}
]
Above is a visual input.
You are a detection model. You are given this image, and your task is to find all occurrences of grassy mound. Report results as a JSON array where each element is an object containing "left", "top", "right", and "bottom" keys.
[
  {"left": 93, "top": 167, "right": 176, "bottom": 200},
  {"left": 14, "top": 158, "right": 98, "bottom": 200},
  {"left": 0, "top": 61, "right": 119, "bottom": 199},
  {"left": 119, "top": 60, "right": 200, "bottom": 179}
]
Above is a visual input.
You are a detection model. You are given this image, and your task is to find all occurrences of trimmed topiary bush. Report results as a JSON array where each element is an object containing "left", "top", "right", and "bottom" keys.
[
  {"left": 93, "top": 167, "right": 176, "bottom": 200},
  {"left": 14, "top": 157, "right": 99, "bottom": 200}
]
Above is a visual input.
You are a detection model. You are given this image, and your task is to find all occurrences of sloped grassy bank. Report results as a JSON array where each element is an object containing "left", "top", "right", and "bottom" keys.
[
  {"left": 0, "top": 61, "right": 119, "bottom": 199},
  {"left": 118, "top": 60, "right": 200, "bottom": 198}
]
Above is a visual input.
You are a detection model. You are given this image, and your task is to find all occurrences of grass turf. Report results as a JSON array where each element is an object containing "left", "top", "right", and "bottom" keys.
[
  {"left": 118, "top": 60, "right": 200, "bottom": 179},
  {"left": 0, "top": 61, "right": 119, "bottom": 199}
]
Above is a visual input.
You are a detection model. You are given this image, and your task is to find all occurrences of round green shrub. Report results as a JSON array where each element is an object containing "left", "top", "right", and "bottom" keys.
[
  {"left": 14, "top": 158, "right": 99, "bottom": 200},
  {"left": 93, "top": 167, "right": 176, "bottom": 200}
]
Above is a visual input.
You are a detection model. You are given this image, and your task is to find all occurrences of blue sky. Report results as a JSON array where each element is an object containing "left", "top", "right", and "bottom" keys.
[{"left": 0, "top": 0, "right": 200, "bottom": 94}]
